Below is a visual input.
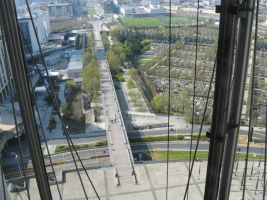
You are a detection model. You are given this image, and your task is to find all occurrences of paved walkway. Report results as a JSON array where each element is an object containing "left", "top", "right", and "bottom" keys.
[
  {"left": 7, "top": 160, "right": 266, "bottom": 200},
  {"left": 94, "top": 22, "right": 136, "bottom": 185}
]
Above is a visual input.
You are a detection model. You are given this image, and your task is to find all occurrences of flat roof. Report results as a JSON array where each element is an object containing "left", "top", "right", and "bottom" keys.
[
  {"left": 42, "top": 71, "right": 59, "bottom": 77},
  {"left": 71, "top": 50, "right": 84, "bottom": 56},
  {"left": 0, "top": 109, "right": 22, "bottom": 132},
  {"left": 68, "top": 61, "right": 83, "bottom": 70}
]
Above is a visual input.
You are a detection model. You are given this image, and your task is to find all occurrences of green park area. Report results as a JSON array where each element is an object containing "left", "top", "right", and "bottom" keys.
[
  {"left": 155, "top": 16, "right": 202, "bottom": 25},
  {"left": 119, "top": 18, "right": 161, "bottom": 27},
  {"left": 133, "top": 55, "right": 156, "bottom": 65},
  {"left": 151, "top": 151, "right": 262, "bottom": 160},
  {"left": 119, "top": 17, "right": 202, "bottom": 27},
  {"left": 87, "top": 6, "right": 96, "bottom": 15}
]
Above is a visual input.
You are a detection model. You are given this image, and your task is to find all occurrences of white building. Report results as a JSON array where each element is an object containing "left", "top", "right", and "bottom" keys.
[
  {"left": 120, "top": 5, "right": 167, "bottom": 17},
  {"left": 18, "top": 11, "right": 51, "bottom": 53},
  {"left": 67, "top": 50, "right": 84, "bottom": 84},
  {"left": 150, "top": 6, "right": 167, "bottom": 14},
  {"left": 120, "top": 6, "right": 134, "bottom": 16}
]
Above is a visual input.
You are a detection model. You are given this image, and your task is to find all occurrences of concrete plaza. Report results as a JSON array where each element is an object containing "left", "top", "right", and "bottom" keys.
[{"left": 7, "top": 160, "right": 267, "bottom": 200}]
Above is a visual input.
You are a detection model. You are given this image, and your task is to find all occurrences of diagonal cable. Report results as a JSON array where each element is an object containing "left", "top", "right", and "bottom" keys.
[
  {"left": 9, "top": 179, "right": 23, "bottom": 200},
  {"left": 1, "top": 25, "right": 31, "bottom": 199},
  {"left": 242, "top": 0, "right": 259, "bottom": 198},
  {"left": 0, "top": 155, "right": 7, "bottom": 200},
  {"left": 23, "top": 0, "right": 101, "bottom": 198},
  {"left": 165, "top": 3, "right": 172, "bottom": 199},
  {"left": 186, "top": 2, "right": 200, "bottom": 199},
  {"left": 19, "top": 28, "right": 62, "bottom": 200},
  {"left": 183, "top": 52, "right": 217, "bottom": 200}
]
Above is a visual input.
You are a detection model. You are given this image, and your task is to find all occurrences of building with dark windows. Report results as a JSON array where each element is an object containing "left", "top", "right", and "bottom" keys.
[
  {"left": 18, "top": 11, "right": 50, "bottom": 53},
  {"left": 104, "top": 0, "right": 118, "bottom": 13},
  {"left": 48, "top": 3, "right": 74, "bottom": 17}
]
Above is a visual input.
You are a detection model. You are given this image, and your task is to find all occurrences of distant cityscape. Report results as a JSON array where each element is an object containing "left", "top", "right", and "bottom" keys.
[{"left": 0, "top": 0, "right": 267, "bottom": 199}]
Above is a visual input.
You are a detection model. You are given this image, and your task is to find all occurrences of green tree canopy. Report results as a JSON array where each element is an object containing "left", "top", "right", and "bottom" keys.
[
  {"left": 151, "top": 94, "right": 164, "bottom": 112},
  {"left": 176, "top": 91, "right": 190, "bottom": 112}
]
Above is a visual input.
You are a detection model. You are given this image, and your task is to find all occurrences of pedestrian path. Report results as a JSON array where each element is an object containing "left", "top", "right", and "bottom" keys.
[{"left": 94, "top": 22, "right": 136, "bottom": 185}]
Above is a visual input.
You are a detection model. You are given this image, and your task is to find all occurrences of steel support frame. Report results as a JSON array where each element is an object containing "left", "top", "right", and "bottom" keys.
[
  {"left": 204, "top": 0, "right": 238, "bottom": 198},
  {"left": 219, "top": 0, "right": 255, "bottom": 199},
  {"left": 0, "top": 1, "right": 52, "bottom": 200},
  {"left": 204, "top": 0, "right": 255, "bottom": 199}
]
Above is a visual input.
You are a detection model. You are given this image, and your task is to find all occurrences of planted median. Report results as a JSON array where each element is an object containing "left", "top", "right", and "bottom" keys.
[
  {"left": 55, "top": 140, "right": 108, "bottom": 153},
  {"left": 129, "top": 134, "right": 209, "bottom": 143},
  {"left": 149, "top": 151, "right": 262, "bottom": 160}
]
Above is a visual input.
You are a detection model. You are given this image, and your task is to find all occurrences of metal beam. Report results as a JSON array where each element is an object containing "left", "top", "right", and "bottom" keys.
[
  {"left": 0, "top": 1, "right": 52, "bottom": 199},
  {"left": 204, "top": 0, "right": 238, "bottom": 198},
  {"left": 219, "top": 0, "right": 255, "bottom": 199}
]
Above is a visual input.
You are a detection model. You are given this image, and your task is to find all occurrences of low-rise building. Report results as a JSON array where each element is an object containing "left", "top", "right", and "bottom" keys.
[
  {"left": 67, "top": 50, "right": 84, "bottom": 83},
  {"left": 48, "top": 3, "right": 74, "bottom": 17},
  {"left": 120, "top": 5, "right": 167, "bottom": 17}
]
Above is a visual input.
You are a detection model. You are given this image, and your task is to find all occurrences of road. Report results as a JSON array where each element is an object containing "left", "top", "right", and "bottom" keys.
[
  {"left": 128, "top": 128, "right": 266, "bottom": 141},
  {"left": 130, "top": 141, "right": 265, "bottom": 155},
  {"left": 3, "top": 147, "right": 109, "bottom": 175},
  {"left": 4, "top": 138, "right": 265, "bottom": 176}
]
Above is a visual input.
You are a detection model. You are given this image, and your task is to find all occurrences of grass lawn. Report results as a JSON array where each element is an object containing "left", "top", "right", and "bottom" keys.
[
  {"left": 87, "top": 7, "right": 96, "bottom": 15},
  {"left": 139, "top": 55, "right": 156, "bottom": 59},
  {"left": 255, "top": 130, "right": 266, "bottom": 135},
  {"left": 119, "top": 17, "right": 204, "bottom": 27},
  {"left": 156, "top": 16, "right": 202, "bottom": 25},
  {"left": 119, "top": 18, "right": 161, "bottom": 27},
  {"left": 151, "top": 151, "right": 263, "bottom": 160},
  {"left": 134, "top": 55, "right": 156, "bottom": 65},
  {"left": 55, "top": 141, "right": 108, "bottom": 153},
  {"left": 135, "top": 59, "right": 152, "bottom": 65},
  {"left": 129, "top": 135, "right": 208, "bottom": 143}
]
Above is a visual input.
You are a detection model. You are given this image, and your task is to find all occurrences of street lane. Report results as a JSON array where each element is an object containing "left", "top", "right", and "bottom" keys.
[
  {"left": 127, "top": 128, "right": 266, "bottom": 141},
  {"left": 130, "top": 141, "right": 264, "bottom": 155}
]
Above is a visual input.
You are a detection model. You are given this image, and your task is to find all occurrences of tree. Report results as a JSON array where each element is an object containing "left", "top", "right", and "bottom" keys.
[
  {"left": 119, "top": 52, "right": 126, "bottom": 63},
  {"left": 127, "top": 68, "right": 138, "bottom": 80},
  {"left": 176, "top": 91, "right": 190, "bottom": 112},
  {"left": 66, "top": 80, "right": 79, "bottom": 96},
  {"left": 85, "top": 78, "right": 100, "bottom": 97},
  {"left": 151, "top": 94, "right": 164, "bottom": 112},
  {"left": 162, "top": 91, "right": 174, "bottom": 111},
  {"left": 127, "top": 80, "right": 135, "bottom": 88}
]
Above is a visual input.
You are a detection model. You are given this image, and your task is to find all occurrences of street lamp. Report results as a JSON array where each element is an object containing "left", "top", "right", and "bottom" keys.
[{"left": 15, "top": 155, "right": 22, "bottom": 177}]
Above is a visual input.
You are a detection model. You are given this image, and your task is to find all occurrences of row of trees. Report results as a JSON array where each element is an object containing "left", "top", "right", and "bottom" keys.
[
  {"left": 109, "top": 28, "right": 151, "bottom": 59},
  {"left": 82, "top": 33, "right": 96, "bottom": 66},
  {"left": 62, "top": 80, "right": 85, "bottom": 133},
  {"left": 151, "top": 91, "right": 190, "bottom": 114},
  {"left": 111, "top": 26, "right": 183, "bottom": 43},
  {"left": 82, "top": 59, "right": 100, "bottom": 98},
  {"left": 184, "top": 36, "right": 215, "bottom": 45}
]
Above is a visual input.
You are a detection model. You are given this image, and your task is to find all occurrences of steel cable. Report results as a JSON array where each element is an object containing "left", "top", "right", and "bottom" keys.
[{"left": 242, "top": 0, "right": 260, "bottom": 198}]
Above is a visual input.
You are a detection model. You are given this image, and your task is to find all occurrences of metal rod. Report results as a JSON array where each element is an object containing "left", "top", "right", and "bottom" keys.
[{"left": 0, "top": 1, "right": 52, "bottom": 199}]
